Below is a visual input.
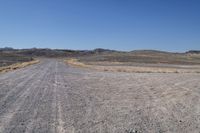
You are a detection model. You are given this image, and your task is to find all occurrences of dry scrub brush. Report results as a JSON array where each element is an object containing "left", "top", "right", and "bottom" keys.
[{"left": 0, "top": 59, "right": 40, "bottom": 73}]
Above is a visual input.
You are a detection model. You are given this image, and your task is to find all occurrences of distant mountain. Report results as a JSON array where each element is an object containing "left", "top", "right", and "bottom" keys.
[
  {"left": 1, "top": 47, "right": 199, "bottom": 57},
  {"left": 130, "top": 50, "right": 178, "bottom": 54},
  {"left": 1, "top": 48, "right": 200, "bottom": 65},
  {"left": 0, "top": 48, "right": 120, "bottom": 57},
  {"left": 186, "top": 50, "right": 200, "bottom": 54},
  {"left": 93, "top": 48, "right": 117, "bottom": 53},
  {"left": 0, "top": 47, "right": 15, "bottom": 51}
]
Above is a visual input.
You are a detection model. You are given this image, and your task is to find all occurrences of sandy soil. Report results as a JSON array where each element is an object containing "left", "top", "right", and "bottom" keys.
[
  {"left": 66, "top": 59, "right": 200, "bottom": 73},
  {"left": 0, "top": 59, "right": 200, "bottom": 133}
]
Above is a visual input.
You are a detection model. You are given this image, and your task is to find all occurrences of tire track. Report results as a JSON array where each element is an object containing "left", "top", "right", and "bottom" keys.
[{"left": 0, "top": 59, "right": 200, "bottom": 132}]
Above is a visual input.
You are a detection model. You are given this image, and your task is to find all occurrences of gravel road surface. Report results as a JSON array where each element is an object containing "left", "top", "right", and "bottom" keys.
[{"left": 0, "top": 59, "right": 200, "bottom": 133}]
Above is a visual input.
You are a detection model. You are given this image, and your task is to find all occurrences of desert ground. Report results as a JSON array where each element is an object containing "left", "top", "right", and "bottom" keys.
[
  {"left": 0, "top": 52, "right": 33, "bottom": 67},
  {"left": 0, "top": 58, "right": 200, "bottom": 133}
]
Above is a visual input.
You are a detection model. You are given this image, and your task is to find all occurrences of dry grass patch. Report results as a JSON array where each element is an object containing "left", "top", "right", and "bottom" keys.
[
  {"left": 65, "top": 58, "right": 200, "bottom": 73},
  {"left": 0, "top": 59, "right": 40, "bottom": 73},
  {"left": 65, "top": 58, "right": 91, "bottom": 68},
  {"left": 99, "top": 66, "right": 180, "bottom": 73}
]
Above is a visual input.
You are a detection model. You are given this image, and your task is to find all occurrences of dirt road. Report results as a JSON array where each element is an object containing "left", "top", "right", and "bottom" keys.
[{"left": 0, "top": 59, "right": 200, "bottom": 133}]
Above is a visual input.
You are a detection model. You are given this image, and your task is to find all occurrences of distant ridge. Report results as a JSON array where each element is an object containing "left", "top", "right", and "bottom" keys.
[
  {"left": 0, "top": 47, "right": 15, "bottom": 51},
  {"left": 0, "top": 47, "right": 200, "bottom": 57},
  {"left": 186, "top": 50, "right": 200, "bottom": 54}
]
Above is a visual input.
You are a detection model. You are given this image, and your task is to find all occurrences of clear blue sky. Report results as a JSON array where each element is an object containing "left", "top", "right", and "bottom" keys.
[{"left": 0, "top": 0, "right": 199, "bottom": 52}]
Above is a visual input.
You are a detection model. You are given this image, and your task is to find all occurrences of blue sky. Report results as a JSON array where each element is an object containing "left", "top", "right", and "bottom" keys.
[{"left": 0, "top": 0, "right": 199, "bottom": 52}]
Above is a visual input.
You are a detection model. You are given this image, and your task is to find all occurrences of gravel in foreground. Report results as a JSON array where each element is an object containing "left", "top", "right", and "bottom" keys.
[{"left": 0, "top": 59, "right": 200, "bottom": 133}]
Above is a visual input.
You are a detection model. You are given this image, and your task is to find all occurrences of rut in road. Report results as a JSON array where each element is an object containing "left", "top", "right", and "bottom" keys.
[{"left": 0, "top": 59, "right": 200, "bottom": 133}]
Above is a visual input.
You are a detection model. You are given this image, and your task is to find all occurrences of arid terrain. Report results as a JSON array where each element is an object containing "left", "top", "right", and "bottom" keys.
[
  {"left": 0, "top": 58, "right": 200, "bottom": 133},
  {"left": 0, "top": 0, "right": 199, "bottom": 132},
  {"left": 0, "top": 52, "right": 33, "bottom": 67}
]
